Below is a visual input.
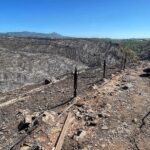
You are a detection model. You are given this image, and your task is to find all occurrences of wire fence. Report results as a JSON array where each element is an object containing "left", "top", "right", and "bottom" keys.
[{"left": 2, "top": 58, "right": 128, "bottom": 150}]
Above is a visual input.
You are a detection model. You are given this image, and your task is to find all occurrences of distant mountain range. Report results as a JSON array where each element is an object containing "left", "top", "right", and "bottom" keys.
[{"left": 0, "top": 31, "right": 67, "bottom": 39}]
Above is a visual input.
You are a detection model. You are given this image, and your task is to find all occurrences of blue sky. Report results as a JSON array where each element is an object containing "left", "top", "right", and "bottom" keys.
[{"left": 0, "top": 0, "right": 150, "bottom": 38}]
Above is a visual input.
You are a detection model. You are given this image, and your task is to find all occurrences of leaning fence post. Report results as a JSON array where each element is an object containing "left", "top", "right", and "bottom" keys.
[
  {"left": 103, "top": 60, "right": 106, "bottom": 78},
  {"left": 73, "top": 67, "right": 78, "bottom": 97}
]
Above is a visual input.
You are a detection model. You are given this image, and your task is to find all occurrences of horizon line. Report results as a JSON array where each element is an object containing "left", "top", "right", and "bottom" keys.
[{"left": 0, "top": 30, "right": 150, "bottom": 40}]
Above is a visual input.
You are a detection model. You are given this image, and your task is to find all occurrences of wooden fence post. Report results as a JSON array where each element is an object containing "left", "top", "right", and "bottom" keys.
[
  {"left": 123, "top": 54, "right": 127, "bottom": 70},
  {"left": 103, "top": 60, "right": 106, "bottom": 78},
  {"left": 121, "top": 56, "right": 124, "bottom": 70},
  {"left": 74, "top": 67, "right": 78, "bottom": 97}
]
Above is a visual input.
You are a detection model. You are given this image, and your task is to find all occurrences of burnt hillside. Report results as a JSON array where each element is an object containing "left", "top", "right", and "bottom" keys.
[{"left": 0, "top": 37, "right": 122, "bottom": 92}]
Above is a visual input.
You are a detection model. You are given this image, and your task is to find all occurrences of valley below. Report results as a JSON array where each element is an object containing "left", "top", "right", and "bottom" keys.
[{"left": 0, "top": 37, "right": 122, "bottom": 92}]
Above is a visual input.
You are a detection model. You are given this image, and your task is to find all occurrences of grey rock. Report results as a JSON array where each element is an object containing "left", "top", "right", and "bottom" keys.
[{"left": 101, "top": 125, "right": 109, "bottom": 130}]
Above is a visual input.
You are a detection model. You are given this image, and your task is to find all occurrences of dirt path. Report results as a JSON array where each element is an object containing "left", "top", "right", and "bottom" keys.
[{"left": 61, "top": 61, "right": 150, "bottom": 150}]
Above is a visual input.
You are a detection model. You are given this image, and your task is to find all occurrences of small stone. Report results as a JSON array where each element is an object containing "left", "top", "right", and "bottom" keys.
[
  {"left": 20, "top": 146, "right": 30, "bottom": 150},
  {"left": 132, "top": 118, "right": 138, "bottom": 123},
  {"left": 75, "top": 111, "right": 81, "bottom": 117},
  {"left": 78, "top": 130, "right": 87, "bottom": 140},
  {"left": 42, "top": 111, "right": 56, "bottom": 124},
  {"left": 101, "top": 125, "right": 109, "bottom": 130},
  {"left": 75, "top": 101, "right": 84, "bottom": 107},
  {"left": 74, "top": 130, "right": 87, "bottom": 141},
  {"left": 106, "top": 103, "right": 112, "bottom": 110},
  {"left": 126, "top": 83, "right": 133, "bottom": 88},
  {"left": 93, "top": 84, "right": 98, "bottom": 90},
  {"left": 25, "top": 115, "right": 32, "bottom": 124},
  {"left": 87, "top": 108, "right": 94, "bottom": 113},
  {"left": 101, "top": 144, "right": 106, "bottom": 148}
]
